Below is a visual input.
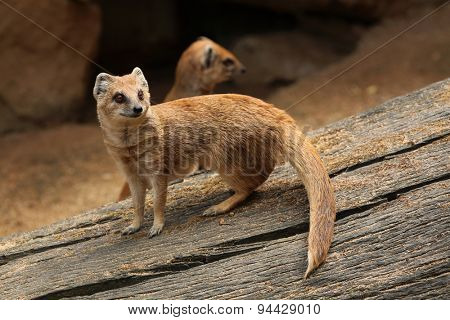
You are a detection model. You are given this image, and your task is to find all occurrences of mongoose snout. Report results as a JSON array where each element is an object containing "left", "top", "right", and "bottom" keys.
[{"left": 133, "top": 106, "right": 143, "bottom": 115}]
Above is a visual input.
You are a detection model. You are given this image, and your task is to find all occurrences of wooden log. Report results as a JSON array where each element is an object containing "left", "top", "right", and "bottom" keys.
[{"left": 0, "top": 79, "right": 449, "bottom": 300}]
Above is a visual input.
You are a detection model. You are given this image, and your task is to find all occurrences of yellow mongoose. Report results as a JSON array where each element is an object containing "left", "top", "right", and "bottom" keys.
[
  {"left": 94, "top": 68, "right": 336, "bottom": 278},
  {"left": 166, "top": 36, "right": 246, "bottom": 101},
  {"left": 117, "top": 37, "right": 245, "bottom": 200}
]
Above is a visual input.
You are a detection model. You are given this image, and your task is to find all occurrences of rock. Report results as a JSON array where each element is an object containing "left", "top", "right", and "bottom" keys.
[
  {"left": 223, "top": 0, "right": 442, "bottom": 22},
  {"left": 231, "top": 32, "right": 344, "bottom": 98},
  {"left": 0, "top": 0, "right": 101, "bottom": 133}
]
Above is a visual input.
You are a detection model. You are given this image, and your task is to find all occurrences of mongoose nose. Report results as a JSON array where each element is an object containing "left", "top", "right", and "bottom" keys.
[
  {"left": 240, "top": 67, "right": 246, "bottom": 74},
  {"left": 133, "top": 106, "right": 143, "bottom": 114}
]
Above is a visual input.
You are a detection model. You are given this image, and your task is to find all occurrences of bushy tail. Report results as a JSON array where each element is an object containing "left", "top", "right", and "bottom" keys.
[{"left": 287, "top": 130, "right": 336, "bottom": 278}]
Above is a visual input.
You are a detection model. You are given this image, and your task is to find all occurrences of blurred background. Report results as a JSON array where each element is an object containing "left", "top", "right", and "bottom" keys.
[{"left": 0, "top": 0, "right": 449, "bottom": 236}]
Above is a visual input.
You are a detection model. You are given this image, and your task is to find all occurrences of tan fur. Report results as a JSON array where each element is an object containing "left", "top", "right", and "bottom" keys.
[
  {"left": 117, "top": 37, "right": 245, "bottom": 201},
  {"left": 165, "top": 37, "right": 246, "bottom": 101},
  {"left": 94, "top": 68, "right": 336, "bottom": 278}
]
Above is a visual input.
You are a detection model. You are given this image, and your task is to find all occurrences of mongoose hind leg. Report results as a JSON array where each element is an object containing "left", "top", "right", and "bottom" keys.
[
  {"left": 117, "top": 182, "right": 131, "bottom": 201},
  {"left": 202, "top": 172, "right": 270, "bottom": 216},
  {"left": 202, "top": 190, "right": 251, "bottom": 216}
]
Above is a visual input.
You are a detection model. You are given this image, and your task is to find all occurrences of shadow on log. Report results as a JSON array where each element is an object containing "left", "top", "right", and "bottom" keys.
[{"left": 0, "top": 79, "right": 449, "bottom": 299}]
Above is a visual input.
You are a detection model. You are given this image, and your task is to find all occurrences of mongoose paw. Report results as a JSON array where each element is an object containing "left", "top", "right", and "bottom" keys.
[
  {"left": 202, "top": 206, "right": 221, "bottom": 217},
  {"left": 148, "top": 224, "right": 164, "bottom": 238},
  {"left": 121, "top": 225, "right": 141, "bottom": 236}
]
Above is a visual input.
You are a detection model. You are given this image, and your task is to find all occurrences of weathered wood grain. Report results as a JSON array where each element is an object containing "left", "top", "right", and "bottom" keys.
[
  {"left": 79, "top": 180, "right": 450, "bottom": 300},
  {"left": 0, "top": 79, "right": 449, "bottom": 299}
]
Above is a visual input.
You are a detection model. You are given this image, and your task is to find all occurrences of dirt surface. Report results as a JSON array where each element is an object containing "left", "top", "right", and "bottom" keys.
[
  {"left": 269, "top": 5, "right": 450, "bottom": 128},
  {"left": 1, "top": 5, "right": 449, "bottom": 237},
  {"left": 0, "top": 125, "right": 121, "bottom": 236}
]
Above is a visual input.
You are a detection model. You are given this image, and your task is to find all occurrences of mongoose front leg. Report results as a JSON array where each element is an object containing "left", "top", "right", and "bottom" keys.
[
  {"left": 122, "top": 176, "right": 146, "bottom": 235},
  {"left": 148, "top": 175, "right": 168, "bottom": 238}
]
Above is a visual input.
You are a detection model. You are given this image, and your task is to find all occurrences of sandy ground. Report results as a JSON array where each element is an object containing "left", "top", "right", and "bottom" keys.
[
  {"left": 0, "top": 124, "right": 122, "bottom": 236},
  {"left": 268, "top": 6, "right": 450, "bottom": 129},
  {"left": 0, "top": 6, "right": 449, "bottom": 237}
]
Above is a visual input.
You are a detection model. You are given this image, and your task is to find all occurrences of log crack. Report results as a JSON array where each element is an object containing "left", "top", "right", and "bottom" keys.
[
  {"left": 0, "top": 234, "right": 104, "bottom": 267},
  {"left": 331, "top": 132, "right": 450, "bottom": 177}
]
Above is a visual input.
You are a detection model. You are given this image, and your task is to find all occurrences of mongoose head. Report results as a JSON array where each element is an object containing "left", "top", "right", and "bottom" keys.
[
  {"left": 93, "top": 67, "right": 150, "bottom": 126},
  {"left": 177, "top": 37, "right": 246, "bottom": 91}
]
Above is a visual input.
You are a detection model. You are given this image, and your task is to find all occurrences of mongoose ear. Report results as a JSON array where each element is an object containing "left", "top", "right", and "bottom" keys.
[
  {"left": 93, "top": 73, "right": 113, "bottom": 100},
  {"left": 201, "top": 45, "right": 216, "bottom": 69},
  {"left": 197, "top": 36, "right": 212, "bottom": 42},
  {"left": 132, "top": 67, "right": 149, "bottom": 89}
]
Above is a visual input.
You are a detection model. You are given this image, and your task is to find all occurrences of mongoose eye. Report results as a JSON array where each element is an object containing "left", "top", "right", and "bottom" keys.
[
  {"left": 114, "top": 93, "right": 125, "bottom": 104},
  {"left": 138, "top": 89, "right": 144, "bottom": 101},
  {"left": 222, "top": 58, "right": 235, "bottom": 67}
]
